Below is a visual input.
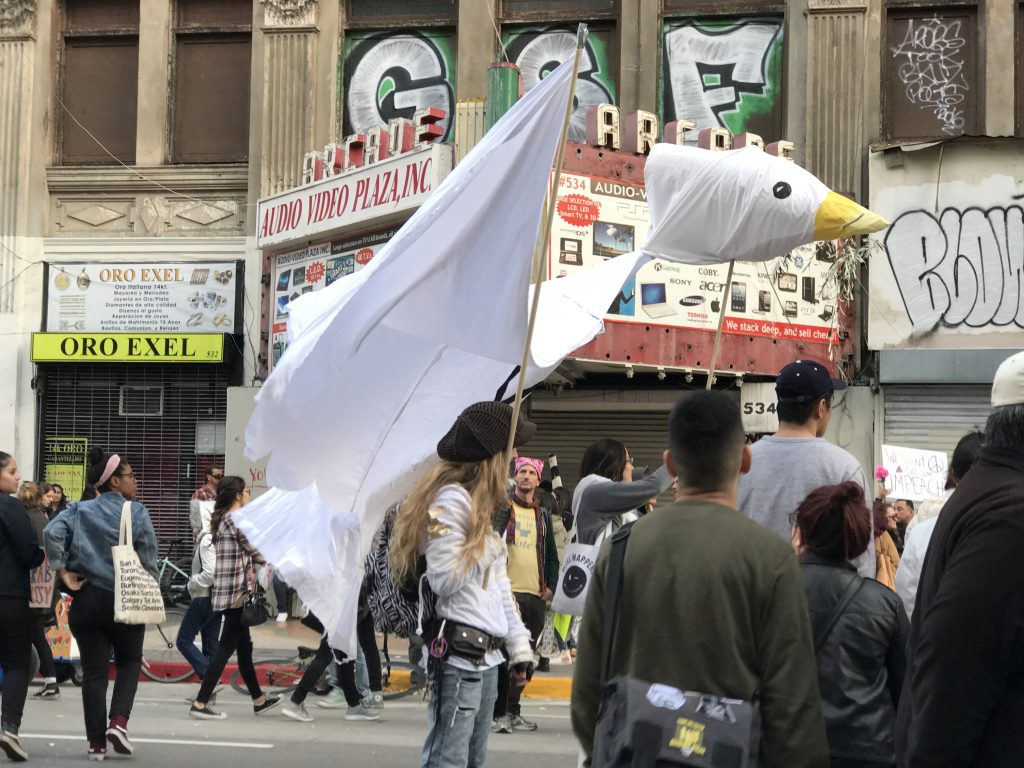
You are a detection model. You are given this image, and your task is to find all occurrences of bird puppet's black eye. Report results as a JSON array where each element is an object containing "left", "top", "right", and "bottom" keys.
[{"left": 772, "top": 182, "right": 792, "bottom": 199}]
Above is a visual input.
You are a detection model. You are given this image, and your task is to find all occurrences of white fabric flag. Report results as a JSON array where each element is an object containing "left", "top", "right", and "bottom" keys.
[{"left": 234, "top": 55, "right": 647, "bottom": 653}]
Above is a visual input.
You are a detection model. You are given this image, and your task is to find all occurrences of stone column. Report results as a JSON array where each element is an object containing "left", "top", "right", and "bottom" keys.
[
  {"left": 457, "top": 0, "right": 494, "bottom": 101},
  {"left": 136, "top": 0, "right": 172, "bottom": 166},
  {"left": 0, "top": 0, "right": 37, "bottom": 311},
  {"left": 619, "top": 0, "right": 660, "bottom": 115},
  {"left": 804, "top": 0, "right": 870, "bottom": 199},
  {"left": 983, "top": 0, "right": 1015, "bottom": 136},
  {"left": 256, "top": 0, "right": 320, "bottom": 196}
]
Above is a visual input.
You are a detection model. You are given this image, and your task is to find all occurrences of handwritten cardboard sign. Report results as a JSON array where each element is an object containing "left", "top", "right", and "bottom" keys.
[
  {"left": 881, "top": 444, "right": 949, "bottom": 502},
  {"left": 29, "top": 554, "right": 55, "bottom": 609}
]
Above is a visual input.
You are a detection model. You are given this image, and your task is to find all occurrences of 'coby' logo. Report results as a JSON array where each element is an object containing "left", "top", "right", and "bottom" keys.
[
  {"left": 700, "top": 281, "right": 725, "bottom": 292},
  {"left": 698, "top": 267, "right": 719, "bottom": 276}
]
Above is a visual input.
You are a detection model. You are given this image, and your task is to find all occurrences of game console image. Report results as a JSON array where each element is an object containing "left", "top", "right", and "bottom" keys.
[
  {"left": 818, "top": 304, "right": 835, "bottom": 322},
  {"left": 640, "top": 282, "right": 677, "bottom": 319},
  {"left": 802, "top": 276, "right": 818, "bottom": 304},
  {"left": 559, "top": 237, "right": 583, "bottom": 266}
]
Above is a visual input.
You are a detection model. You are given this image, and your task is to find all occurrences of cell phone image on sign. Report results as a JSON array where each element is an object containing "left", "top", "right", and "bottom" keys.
[
  {"left": 730, "top": 282, "right": 747, "bottom": 313},
  {"left": 784, "top": 300, "right": 798, "bottom": 318},
  {"left": 276, "top": 272, "right": 290, "bottom": 292},
  {"left": 292, "top": 267, "right": 306, "bottom": 286},
  {"left": 640, "top": 283, "right": 677, "bottom": 319},
  {"left": 593, "top": 222, "right": 634, "bottom": 259},
  {"left": 756, "top": 290, "right": 771, "bottom": 314}
]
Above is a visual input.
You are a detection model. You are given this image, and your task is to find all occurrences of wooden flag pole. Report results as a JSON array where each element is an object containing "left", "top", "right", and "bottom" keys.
[
  {"left": 704, "top": 259, "right": 736, "bottom": 390},
  {"left": 505, "top": 24, "right": 588, "bottom": 456}
]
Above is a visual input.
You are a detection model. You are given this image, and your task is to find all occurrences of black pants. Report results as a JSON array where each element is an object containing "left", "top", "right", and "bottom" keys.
[
  {"left": 30, "top": 611, "right": 58, "bottom": 680},
  {"left": 0, "top": 597, "right": 32, "bottom": 732},
  {"left": 292, "top": 611, "right": 381, "bottom": 706},
  {"left": 494, "top": 592, "right": 546, "bottom": 718},
  {"left": 196, "top": 608, "right": 262, "bottom": 704},
  {"left": 67, "top": 585, "right": 145, "bottom": 744}
]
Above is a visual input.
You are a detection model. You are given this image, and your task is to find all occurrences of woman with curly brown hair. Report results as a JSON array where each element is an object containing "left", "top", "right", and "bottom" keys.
[{"left": 794, "top": 482, "right": 909, "bottom": 768}]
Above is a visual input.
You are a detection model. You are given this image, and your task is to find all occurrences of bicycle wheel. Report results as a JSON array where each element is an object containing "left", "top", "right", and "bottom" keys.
[
  {"left": 382, "top": 660, "right": 424, "bottom": 700},
  {"left": 232, "top": 657, "right": 305, "bottom": 696},
  {"left": 142, "top": 607, "right": 193, "bottom": 683}
]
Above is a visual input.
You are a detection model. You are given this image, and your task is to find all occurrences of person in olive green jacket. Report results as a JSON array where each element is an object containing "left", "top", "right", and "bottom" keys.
[{"left": 571, "top": 391, "right": 828, "bottom": 768}]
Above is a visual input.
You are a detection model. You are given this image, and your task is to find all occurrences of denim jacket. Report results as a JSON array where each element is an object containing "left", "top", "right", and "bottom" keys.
[{"left": 44, "top": 492, "right": 160, "bottom": 593}]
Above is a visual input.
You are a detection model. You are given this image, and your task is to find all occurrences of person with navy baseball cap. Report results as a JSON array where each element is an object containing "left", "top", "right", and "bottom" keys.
[{"left": 738, "top": 359, "right": 874, "bottom": 578}]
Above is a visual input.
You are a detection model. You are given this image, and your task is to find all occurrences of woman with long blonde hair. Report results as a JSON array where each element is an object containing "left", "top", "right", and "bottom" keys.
[{"left": 393, "top": 401, "right": 537, "bottom": 768}]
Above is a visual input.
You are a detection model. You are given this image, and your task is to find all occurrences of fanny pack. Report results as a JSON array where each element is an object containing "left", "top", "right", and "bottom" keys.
[{"left": 438, "top": 621, "right": 502, "bottom": 666}]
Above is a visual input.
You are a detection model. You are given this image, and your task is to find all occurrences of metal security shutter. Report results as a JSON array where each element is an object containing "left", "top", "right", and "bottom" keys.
[
  {"left": 39, "top": 362, "right": 229, "bottom": 562},
  {"left": 883, "top": 385, "right": 990, "bottom": 456},
  {"left": 524, "top": 409, "right": 672, "bottom": 492}
]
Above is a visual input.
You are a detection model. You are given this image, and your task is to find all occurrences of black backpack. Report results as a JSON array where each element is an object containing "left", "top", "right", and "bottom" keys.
[{"left": 364, "top": 503, "right": 436, "bottom": 638}]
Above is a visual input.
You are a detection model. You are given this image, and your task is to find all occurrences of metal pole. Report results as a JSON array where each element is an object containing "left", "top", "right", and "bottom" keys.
[
  {"left": 505, "top": 24, "right": 588, "bottom": 456},
  {"left": 704, "top": 259, "right": 736, "bottom": 390}
]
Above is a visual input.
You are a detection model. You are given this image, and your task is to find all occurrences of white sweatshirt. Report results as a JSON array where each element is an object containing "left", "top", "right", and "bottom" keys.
[
  {"left": 188, "top": 499, "right": 216, "bottom": 598},
  {"left": 423, "top": 484, "right": 532, "bottom": 671}
]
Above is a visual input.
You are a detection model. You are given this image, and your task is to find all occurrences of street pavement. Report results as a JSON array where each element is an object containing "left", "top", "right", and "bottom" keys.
[{"left": 15, "top": 680, "right": 581, "bottom": 766}]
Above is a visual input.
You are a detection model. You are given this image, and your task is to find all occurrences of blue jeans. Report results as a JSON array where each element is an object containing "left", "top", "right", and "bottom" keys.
[
  {"left": 422, "top": 664, "right": 499, "bottom": 768},
  {"left": 175, "top": 597, "right": 220, "bottom": 679}
]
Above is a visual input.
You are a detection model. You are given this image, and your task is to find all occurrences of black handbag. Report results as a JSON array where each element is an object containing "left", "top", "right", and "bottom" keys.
[
  {"left": 441, "top": 621, "right": 496, "bottom": 666},
  {"left": 591, "top": 524, "right": 760, "bottom": 768},
  {"left": 240, "top": 585, "right": 272, "bottom": 627}
]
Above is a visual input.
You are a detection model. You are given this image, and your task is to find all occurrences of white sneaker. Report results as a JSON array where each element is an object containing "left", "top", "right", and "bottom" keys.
[
  {"left": 316, "top": 688, "right": 348, "bottom": 709},
  {"left": 276, "top": 612, "right": 288, "bottom": 623},
  {"left": 281, "top": 700, "right": 314, "bottom": 723},
  {"left": 344, "top": 703, "right": 380, "bottom": 721},
  {"left": 0, "top": 731, "right": 28, "bottom": 761}
]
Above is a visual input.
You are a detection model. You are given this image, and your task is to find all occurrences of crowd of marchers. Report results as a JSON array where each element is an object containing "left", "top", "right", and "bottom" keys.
[{"left": 2, "top": 353, "right": 1023, "bottom": 768}]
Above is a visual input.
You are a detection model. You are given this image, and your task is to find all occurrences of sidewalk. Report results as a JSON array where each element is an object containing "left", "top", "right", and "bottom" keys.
[{"left": 144, "top": 619, "right": 575, "bottom": 699}]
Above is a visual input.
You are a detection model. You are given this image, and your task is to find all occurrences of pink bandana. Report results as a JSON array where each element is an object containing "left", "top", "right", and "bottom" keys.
[
  {"left": 514, "top": 457, "right": 544, "bottom": 477},
  {"left": 98, "top": 454, "right": 121, "bottom": 486}
]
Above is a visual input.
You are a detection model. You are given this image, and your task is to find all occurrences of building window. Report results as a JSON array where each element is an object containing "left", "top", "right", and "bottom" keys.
[
  {"left": 347, "top": 0, "right": 457, "bottom": 27},
  {"left": 661, "top": 16, "right": 786, "bottom": 140},
  {"left": 59, "top": 0, "right": 139, "bottom": 165},
  {"left": 502, "top": 0, "right": 613, "bottom": 18},
  {"left": 884, "top": 7, "right": 979, "bottom": 139},
  {"left": 172, "top": 0, "right": 252, "bottom": 163}
]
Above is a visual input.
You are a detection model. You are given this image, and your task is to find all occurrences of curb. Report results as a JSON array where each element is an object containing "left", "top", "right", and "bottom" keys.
[{"left": 141, "top": 662, "right": 574, "bottom": 700}]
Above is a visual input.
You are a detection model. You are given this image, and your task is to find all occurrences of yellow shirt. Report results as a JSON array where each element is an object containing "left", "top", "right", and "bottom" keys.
[{"left": 506, "top": 502, "right": 541, "bottom": 596}]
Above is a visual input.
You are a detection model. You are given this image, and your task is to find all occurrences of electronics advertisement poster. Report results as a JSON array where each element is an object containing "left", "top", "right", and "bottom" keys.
[
  {"left": 549, "top": 171, "right": 842, "bottom": 345},
  {"left": 271, "top": 228, "right": 397, "bottom": 367},
  {"left": 45, "top": 261, "right": 240, "bottom": 334}
]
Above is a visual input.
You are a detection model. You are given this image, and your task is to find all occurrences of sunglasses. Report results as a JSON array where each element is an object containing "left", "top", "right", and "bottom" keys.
[{"left": 210, "top": 473, "right": 224, "bottom": 479}]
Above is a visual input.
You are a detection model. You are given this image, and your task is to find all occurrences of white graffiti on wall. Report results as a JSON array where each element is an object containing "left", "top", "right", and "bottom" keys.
[
  {"left": 890, "top": 16, "right": 969, "bottom": 135},
  {"left": 510, "top": 31, "right": 614, "bottom": 142},
  {"left": 884, "top": 206, "right": 1024, "bottom": 331},
  {"left": 663, "top": 20, "right": 781, "bottom": 132},
  {"left": 345, "top": 34, "right": 454, "bottom": 140}
]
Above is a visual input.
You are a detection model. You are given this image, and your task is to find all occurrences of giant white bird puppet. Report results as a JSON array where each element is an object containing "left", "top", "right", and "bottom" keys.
[
  {"left": 235, "top": 58, "right": 891, "bottom": 654},
  {"left": 642, "top": 143, "right": 889, "bottom": 265}
]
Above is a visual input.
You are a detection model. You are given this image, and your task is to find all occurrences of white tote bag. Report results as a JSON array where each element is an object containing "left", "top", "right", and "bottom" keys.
[
  {"left": 551, "top": 529, "right": 600, "bottom": 617},
  {"left": 112, "top": 501, "right": 166, "bottom": 625}
]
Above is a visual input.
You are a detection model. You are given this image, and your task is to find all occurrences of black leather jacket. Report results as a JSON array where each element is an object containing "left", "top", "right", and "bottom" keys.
[{"left": 800, "top": 554, "right": 909, "bottom": 765}]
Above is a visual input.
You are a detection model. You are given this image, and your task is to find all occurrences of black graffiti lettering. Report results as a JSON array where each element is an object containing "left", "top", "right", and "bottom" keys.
[{"left": 884, "top": 205, "right": 1024, "bottom": 330}]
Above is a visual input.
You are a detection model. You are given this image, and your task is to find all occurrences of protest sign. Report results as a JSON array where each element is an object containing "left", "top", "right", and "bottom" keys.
[{"left": 881, "top": 444, "right": 949, "bottom": 501}]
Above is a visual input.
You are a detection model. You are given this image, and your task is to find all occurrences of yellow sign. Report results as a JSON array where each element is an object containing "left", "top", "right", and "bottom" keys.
[{"left": 32, "top": 333, "right": 224, "bottom": 363}]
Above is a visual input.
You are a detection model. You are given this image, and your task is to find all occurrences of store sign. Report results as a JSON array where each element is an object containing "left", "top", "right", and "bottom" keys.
[
  {"left": 550, "top": 170, "right": 841, "bottom": 345},
  {"left": 270, "top": 229, "right": 396, "bottom": 366},
  {"left": 43, "top": 437, "right": 88, "bottom": 509},
  {"left": 740, "top": 381, "right": 780, "bottom": 434},
  {"left": 256, "top": 143, "right": 452, "bottom": 249},
  {"left": 881, "top": 444, "right": 949, "bottom": 501},
  {"left": 31, "top": 333, "right": 224, "bottom": 363},
  {"left": 45, "top": 262, "right": 239, "bottom": 334}
]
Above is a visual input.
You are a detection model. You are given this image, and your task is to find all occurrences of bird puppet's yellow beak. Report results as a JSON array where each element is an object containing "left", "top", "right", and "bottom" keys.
[{"left": 813, "top": 191, "right": 889, "bottom": 240}]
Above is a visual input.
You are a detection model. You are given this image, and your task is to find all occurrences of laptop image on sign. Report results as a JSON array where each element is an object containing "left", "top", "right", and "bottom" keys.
[{"left": 640, "top": 283, "right": 677, "bottom": 319}]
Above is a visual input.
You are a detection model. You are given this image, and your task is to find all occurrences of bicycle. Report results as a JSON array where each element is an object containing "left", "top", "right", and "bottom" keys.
[
  {"left": 231, "top": 637, "right": 425, "bottom": 700},
  {"left": 155, "top": 539, "right": 193, "bottom": 608},
  {"left": 141, "top": 540, "right": 198, "bottom": 683}
]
